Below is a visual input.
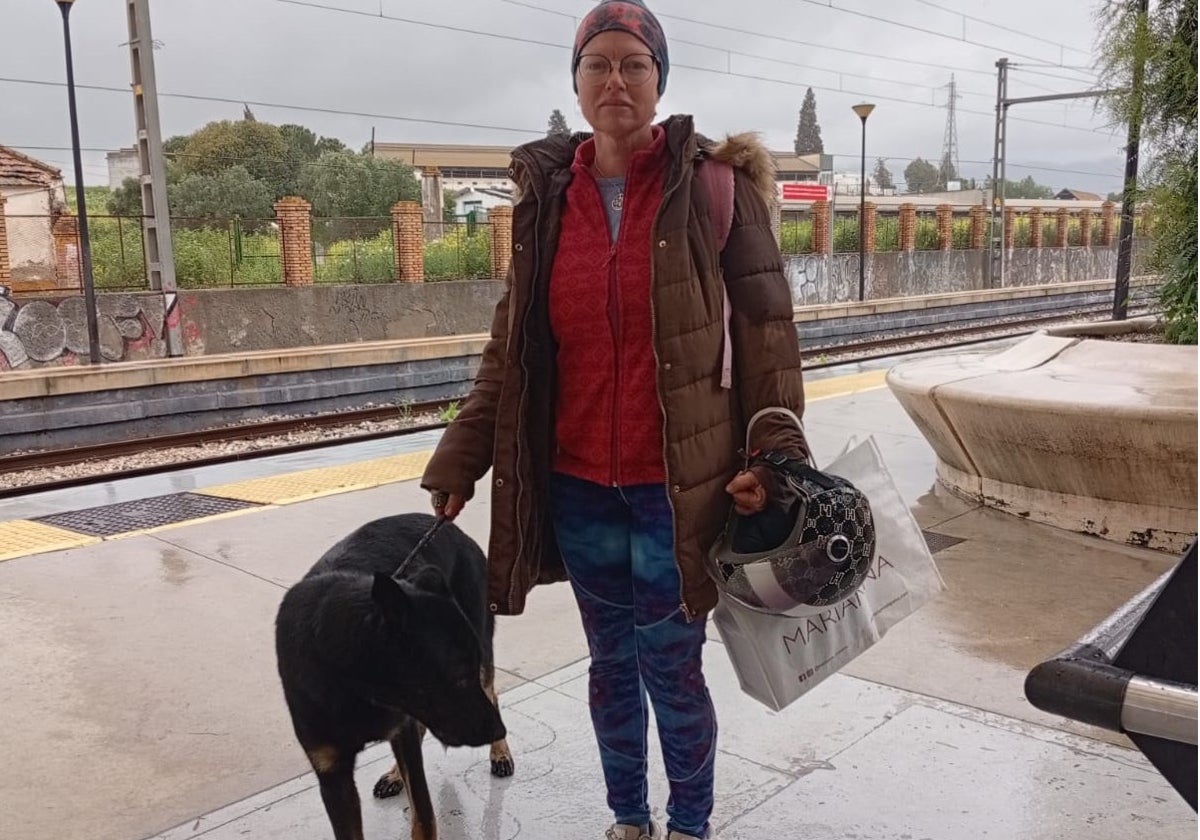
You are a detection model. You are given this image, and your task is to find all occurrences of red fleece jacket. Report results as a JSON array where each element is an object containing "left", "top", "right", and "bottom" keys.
[{"left": 549, "top": 128, "right": 668, "bottom": 487}]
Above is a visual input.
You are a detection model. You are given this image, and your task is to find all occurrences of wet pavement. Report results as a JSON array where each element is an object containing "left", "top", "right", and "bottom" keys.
[{"left": 0, "top": 374, "right": 1192, "bottom": 840}]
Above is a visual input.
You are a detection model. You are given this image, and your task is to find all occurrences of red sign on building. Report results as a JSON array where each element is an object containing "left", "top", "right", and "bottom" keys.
[{"left": 780, "top": 182, "right": 829, "bottom": 201}]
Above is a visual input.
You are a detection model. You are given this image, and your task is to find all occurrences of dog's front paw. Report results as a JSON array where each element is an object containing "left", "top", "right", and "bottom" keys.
[
  {"left": 491, "top": 755, "right": 515, "bottom": 778},
  {"left": 490, "top": 741, "right": 515, "bottom": 778},
  {"left": 373, "top": 770, "right": 404, "bottom": 799}
]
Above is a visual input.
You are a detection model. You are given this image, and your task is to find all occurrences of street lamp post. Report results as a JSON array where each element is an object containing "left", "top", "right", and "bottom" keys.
[
  {"left": 852, "top": 102, "right": 875, "bottom": 302},
  {"left": 55, "top": 0, "right": 103, "bottom": 364}
]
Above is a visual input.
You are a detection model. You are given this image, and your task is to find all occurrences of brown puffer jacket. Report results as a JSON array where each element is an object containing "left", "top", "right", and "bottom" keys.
[{"left": 421, "top": 113, "right": 808, "bottom": 620}]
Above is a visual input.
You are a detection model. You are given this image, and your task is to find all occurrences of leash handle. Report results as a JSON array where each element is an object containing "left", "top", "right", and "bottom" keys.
[{"left": 393, "top": 514, "right": 448, "bottom": 580}]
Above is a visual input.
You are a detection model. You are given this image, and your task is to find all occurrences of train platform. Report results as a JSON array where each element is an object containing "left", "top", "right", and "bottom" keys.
[{"left": 0, "top": 367, "right": 1193, "bottom": 840}]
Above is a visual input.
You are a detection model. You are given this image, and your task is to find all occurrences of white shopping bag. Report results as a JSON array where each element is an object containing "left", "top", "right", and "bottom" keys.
[{"left": 712, "top": 435, "right": 946, "bottom": 711}]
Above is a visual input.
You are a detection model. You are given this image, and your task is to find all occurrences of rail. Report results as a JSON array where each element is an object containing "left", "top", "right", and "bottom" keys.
[{"left": 1024, "top": 541, "right": 1197, "bottom": 809}]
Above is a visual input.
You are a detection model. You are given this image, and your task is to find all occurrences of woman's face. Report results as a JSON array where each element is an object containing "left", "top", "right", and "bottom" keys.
[{"left": 575, "top": 30, "right": 660, "bottom": 141}]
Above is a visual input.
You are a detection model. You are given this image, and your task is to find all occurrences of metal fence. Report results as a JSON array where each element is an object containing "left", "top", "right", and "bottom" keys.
[
  {"left": 313, "top": 217, "right": 392, "bottom": 284},
  {"left": 171, "top": 217, "right": 281, "bottom": 287},
  {"left": 778, "top": 209, "right": 815, "bottom": 255},
  {"left": 425, "top": 216, "right": 493, "bottom": 280},
  {"left": 4, "top": 213, "right": 150, "bottom": 292}
]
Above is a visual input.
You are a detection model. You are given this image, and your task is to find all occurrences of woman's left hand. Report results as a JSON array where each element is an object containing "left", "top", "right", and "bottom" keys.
[{"left": 725, "top": 470, "right": 767, "bottom": 515}]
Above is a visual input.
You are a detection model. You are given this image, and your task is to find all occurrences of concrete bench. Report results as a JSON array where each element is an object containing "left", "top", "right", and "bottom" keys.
[{"left": 886, "top": 318, "right": 1197, "bottom": 553}]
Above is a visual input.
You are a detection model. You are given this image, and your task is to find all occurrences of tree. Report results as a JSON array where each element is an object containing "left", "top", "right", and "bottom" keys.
[
  {"left": 443, "top": 188, "right": 460, "bottom": 221},
  {"left": 168, "top": 165, "right": 275, "bottom": 221},
  {"left": 872, "top": 158, "right": 894, "bottom": 191},
  {"left": 547, "top": 108, "right": 572, "bottom": 137},
  {"left": 987, "top": 175, "right": 1054, "bottom": 199},
  {"left": 296, "top": 150, "right": 419, "bottom": 218},
  {"left": 794, "top": 87, "right": 823, "bottom": 155},
  {"left": 937, "top": 152, "right": 959, "bottom": 189},
  {"left": 107, "top": 177, "right": 143, "bottom": 216},
  {"left": 903, "top": 157, "right": 940, "bottom": 193},
  {"left": 177, "top": 119, "right": 289, "bottom": 188},
  {"left": 1099, "top": 0, "right": 1197, "bottom": 343}
]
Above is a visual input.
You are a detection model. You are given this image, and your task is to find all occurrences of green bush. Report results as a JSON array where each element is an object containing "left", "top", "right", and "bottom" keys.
[
  {"left": 914, "top": 218, "right": 940, "bottom": 250},
  {"left": 875, "top": 217, "right": 900, "bottom": 252},
  {"left": 424, "top": 225, "right": 492, "bottom": 280},
  {"left": 88, "top": 215, "right": 147, "bottom": 290},
  {"left": 779, "top": 220, "right": 814, "bottom": 254},
  {"left": 171, "top": 225, "right": 281, "bottom": 287},
  {"left": 832, "top": 219, "right": 859, "bottom": 253},
  {"left": 315, "top": 228, "right": 394, "bottom": 283}
]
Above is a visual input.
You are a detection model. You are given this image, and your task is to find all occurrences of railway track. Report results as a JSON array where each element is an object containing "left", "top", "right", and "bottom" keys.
[{"left": 0, "top": 305, "right": 1145, "bottom": 498}]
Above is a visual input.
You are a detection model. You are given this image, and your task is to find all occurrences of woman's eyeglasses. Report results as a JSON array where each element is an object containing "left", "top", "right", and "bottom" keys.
[{"left": 576, "top": 53, "right": 657, "bottom": 87}]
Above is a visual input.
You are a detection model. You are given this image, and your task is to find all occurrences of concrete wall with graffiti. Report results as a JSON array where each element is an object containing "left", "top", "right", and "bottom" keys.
[
  {"left": 0, "top": 287, "right": 172, "bottom": 370},
  {"left": 784, "top": 245, "right": 1138, "bottom": 306},
  {"left": 0, "top": 243, "right": 1147, "bottom": 369}
]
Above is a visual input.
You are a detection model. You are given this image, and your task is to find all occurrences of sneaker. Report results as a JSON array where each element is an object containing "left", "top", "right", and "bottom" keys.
[{"left": 606, "top": 821, "right": 663, "bottom": 840}]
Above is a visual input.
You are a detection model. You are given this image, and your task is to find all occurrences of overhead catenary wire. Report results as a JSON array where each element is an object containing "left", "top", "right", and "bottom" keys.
[
  {"left": 260, "top": 0, "right": 1116, "bottom": 137},
  {"left": 908, "top": 0, "right": 1092, "bottom": 56},
  {"left": 10, "top": 142, "right": 1123, "bottom": 183},
  {"left": 792, "top": 0, "right": 1087, "bottom": 67}
]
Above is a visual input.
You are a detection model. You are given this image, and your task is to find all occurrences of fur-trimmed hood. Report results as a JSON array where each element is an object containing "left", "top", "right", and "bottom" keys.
[
  {"left": 703, "top": 130, "right": 778, "bottom": 208},
  {"left": 509, "top": 114, "right": 777, "bottom": 207}
]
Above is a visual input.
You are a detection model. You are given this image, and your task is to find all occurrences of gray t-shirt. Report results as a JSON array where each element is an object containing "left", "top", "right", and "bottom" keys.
[{"left": 596, "top": 176, "right": 626, "bottom": 241}]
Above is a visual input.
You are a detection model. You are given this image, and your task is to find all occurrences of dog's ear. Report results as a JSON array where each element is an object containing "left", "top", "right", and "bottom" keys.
[
  {"left": 410, "top": 565, "right": 451, "bottom": 597},
  {"left": 371, "top": 572, "right": 410, "bottom": 626}
]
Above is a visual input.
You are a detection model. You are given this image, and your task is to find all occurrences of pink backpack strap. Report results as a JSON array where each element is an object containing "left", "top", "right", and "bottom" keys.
[
  {"left": 699, "top": 158, "right": 736, "bottom": 251},
  {"left": 699, "top": 158, "right": 736, "bottom": 389}
]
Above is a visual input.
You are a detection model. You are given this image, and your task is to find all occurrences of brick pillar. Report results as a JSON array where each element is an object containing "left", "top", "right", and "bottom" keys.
[
  {"left": 0, "top": 193, "right": 10, "bottom": 284},
  {"left": 489, "top": 204, "right": 513, "bottom": 279},
  {"left": 899, "top": 203, "right": 916, "bottom": 252},
  {"left": 53, "top": 213, "right": 81, "bottom": 287},
  {"left": 1003, "top": 206, "right": 1016, "bottom": 249},
  {"left": 1101, "top": 201, "right": 1116, "bottom": 246},
  {"left": 968, "top": 205, "right": 986, "bottom": 249},
  {"left": 1055, "top": 208, "right": 1070, "bottom": 248},
  {"left": 1079, "top": 208, "right": 1093, "bottom": 247},
  {"left": 936, "top": 204, "right": 953, "bottom": 251},
  {"left": 1029, "top": 207, "right": 1044, "bottom": 248},
  {"left": 862, "top": 202, "right": 877, "bottom": 253},
  {"left": 811, "top": 200, "right": 831, "bottom": 254},
  {"left": 392, "top": 200, "right": 425, "bottom": 282},
  {"left": 274, "top": 196, "right": 313, "bottom": 286}
]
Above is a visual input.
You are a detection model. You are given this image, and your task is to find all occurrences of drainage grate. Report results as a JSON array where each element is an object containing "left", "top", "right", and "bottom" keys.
[
  {"left": 36, "top": 493, "right": 260, "bottom": 537},
  {"left": 922, "top": 529, "right": 966, "bottom": 554}
]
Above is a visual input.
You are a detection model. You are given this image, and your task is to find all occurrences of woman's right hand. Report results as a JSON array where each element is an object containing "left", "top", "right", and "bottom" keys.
[{"left": 430, "top": 490, "right": 467, "bottom": 521}]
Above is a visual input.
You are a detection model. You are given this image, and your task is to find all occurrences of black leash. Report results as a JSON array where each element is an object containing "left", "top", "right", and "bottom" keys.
[{"left": 392, "top": 514, "right": 449, "bottom": 581}]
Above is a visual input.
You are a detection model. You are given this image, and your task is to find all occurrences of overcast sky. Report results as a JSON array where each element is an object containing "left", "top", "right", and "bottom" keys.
[{"left": 2, "top": 0, "right": 1125, "bottom": 194}]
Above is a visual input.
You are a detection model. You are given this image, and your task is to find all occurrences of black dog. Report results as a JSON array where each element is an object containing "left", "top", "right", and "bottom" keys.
[{"left": 275, "top": 514, "right": 515, "bottom": 840}]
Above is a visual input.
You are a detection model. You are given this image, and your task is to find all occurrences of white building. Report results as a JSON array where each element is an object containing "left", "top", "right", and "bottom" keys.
[
  {"left": 0, "top": 145, "right": 68, "bottom": 284},
  {"left": 453, "top": 186, "right": 514, "bottom": 218},
  {"left": 106, "top": 147, "right": 140, "bottom": 190}
]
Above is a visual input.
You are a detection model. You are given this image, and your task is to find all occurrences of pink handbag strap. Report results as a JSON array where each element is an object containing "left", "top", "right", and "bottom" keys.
[{"left": 699, "top": 158, "right": 736, "bottom": 389}]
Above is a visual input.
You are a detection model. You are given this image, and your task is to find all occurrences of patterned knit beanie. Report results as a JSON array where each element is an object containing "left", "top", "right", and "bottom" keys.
[{"left": 572, "top": 0, "right": 669, "bottom": 96}]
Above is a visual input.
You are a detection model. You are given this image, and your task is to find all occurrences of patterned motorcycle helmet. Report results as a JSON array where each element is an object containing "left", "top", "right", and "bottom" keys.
[
  {"left": 708, "top": 409, "right": 876, "bottom": 614},
  {"left": 705, "top": 403, "right": 878, "bottom": 614}
]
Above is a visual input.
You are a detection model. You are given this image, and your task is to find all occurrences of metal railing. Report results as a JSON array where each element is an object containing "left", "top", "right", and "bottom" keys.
[
  {"left": 424, "top": 217, "right": 493, "bottom": 280},
  {"left": 313, "top": 217, "right": 392, "bottom": 284},
  {"left": 1025, "top": 541, "right": 1196, "bottom": 810}
]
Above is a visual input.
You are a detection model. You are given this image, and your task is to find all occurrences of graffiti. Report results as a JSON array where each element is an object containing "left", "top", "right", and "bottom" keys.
[
  {"left": 785, "top": 247, "right": 1123, "bottom": 305},
  {"left": 0, "top": 287, "right": 166, "bottom": 370}
]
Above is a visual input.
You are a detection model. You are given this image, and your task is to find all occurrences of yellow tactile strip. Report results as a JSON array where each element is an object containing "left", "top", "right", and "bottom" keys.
[
  {"left": 198, "top": 449, "right": 434, "bottom": 506},
  {"left": 807, "top": 369, "right": 888, "bottom": 401},
  {"left": 0, "top": 520, "right": 100, "bottom": 562}
]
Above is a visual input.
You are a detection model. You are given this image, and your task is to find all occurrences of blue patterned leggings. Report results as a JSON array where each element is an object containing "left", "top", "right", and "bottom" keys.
[{"left": 551, "top": 472, "right": 717, "bottom": 838}]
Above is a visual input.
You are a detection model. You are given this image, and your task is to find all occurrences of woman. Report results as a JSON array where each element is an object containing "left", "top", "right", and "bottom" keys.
[{"left": 422, "top": 1, "right": 808, "bottom": 837}]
